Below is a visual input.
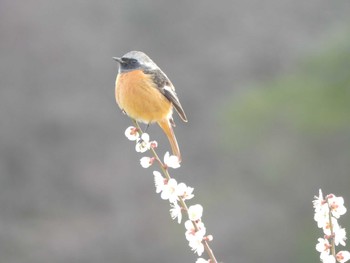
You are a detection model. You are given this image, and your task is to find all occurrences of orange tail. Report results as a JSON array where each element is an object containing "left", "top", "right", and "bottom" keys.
[{"left": 158, "top": 119, "right": 181, "bottom": 162}]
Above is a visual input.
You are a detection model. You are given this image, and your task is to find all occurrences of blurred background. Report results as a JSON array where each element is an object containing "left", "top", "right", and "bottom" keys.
[{"left": 1, "top": 0, "right": 350, "bottom": 262}]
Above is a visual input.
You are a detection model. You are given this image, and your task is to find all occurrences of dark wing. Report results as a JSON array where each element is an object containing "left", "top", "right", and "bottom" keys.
[{"left": 144, "top": 69, "right": 188, "bottom": 122}]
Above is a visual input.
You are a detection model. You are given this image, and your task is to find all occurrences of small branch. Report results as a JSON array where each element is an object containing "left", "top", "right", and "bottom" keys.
[
  {"left": 132, "top": 120, "right": 218, "bottom": 263},
  {"left": 327, "top": 198, "right": 336, "bottom": 257}
]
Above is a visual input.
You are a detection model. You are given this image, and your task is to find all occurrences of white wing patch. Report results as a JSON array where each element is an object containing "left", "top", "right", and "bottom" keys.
[{"left": 163, "top": 85, "right": 176, "bottom": 94}]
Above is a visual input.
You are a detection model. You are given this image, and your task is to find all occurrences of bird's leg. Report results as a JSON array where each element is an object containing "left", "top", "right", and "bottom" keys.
[
  {"left": 131, "top": 119, "right": 144, "bottom": 143},
  {"left": 144, "top": 123, "right": 151, "bottom": 133}
]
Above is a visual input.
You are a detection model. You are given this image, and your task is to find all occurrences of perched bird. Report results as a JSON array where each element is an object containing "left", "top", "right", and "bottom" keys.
[{"left": 113, "top": 51, "right": 187, "bottom": 161}]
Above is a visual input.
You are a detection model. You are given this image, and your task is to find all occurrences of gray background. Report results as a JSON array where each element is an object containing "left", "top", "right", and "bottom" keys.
[{"left": 1, "top": 0, "right": 350, "bottom": 262}]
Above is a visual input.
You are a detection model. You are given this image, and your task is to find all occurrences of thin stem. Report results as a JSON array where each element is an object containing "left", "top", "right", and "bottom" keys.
[
  {"left": 132, "top": 120, "right": 218, "bottom": 263},
  {"left": 132, "top": 120, "right": 170, "bottom": 179},
  {"left": 327, "top": 199, "right": 336, "bottom": 257}
]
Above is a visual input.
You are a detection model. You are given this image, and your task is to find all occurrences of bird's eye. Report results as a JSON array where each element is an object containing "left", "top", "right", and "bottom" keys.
[{"left": 131, "top": 59, "right": 137, "bottom": 64}]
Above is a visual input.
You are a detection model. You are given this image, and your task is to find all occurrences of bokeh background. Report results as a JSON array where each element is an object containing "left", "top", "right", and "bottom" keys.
[{"left": 1, "top": 1, "right": 350, "bottom": 262}]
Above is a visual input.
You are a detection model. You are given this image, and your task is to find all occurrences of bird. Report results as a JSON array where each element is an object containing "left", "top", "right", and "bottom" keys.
[{"left": 113, "top": 51, "right": 187, "bottom": 161}]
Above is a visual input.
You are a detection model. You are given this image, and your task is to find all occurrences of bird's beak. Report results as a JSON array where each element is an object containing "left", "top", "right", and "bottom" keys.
[{"left": 113, "top": 57, "right": 123, "bottom": 63}]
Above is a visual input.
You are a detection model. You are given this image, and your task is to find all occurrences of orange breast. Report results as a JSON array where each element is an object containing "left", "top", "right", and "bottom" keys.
[{"left": 115, "top": 70, "right": 172, "bottom": 123}]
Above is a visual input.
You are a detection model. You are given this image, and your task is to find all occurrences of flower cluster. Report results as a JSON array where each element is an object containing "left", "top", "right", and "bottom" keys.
[
  {"left": 154, "top": 170, "right": 209, "bottom": 256},
  {"left": 125, "top": 126, "right": 215, "bottom": 262},
  {"left": 125, "top": 126, "right": 158, "bottom": 153},
  {"left": 313, "top": 189, "right": 350, "bottom": 263}
]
